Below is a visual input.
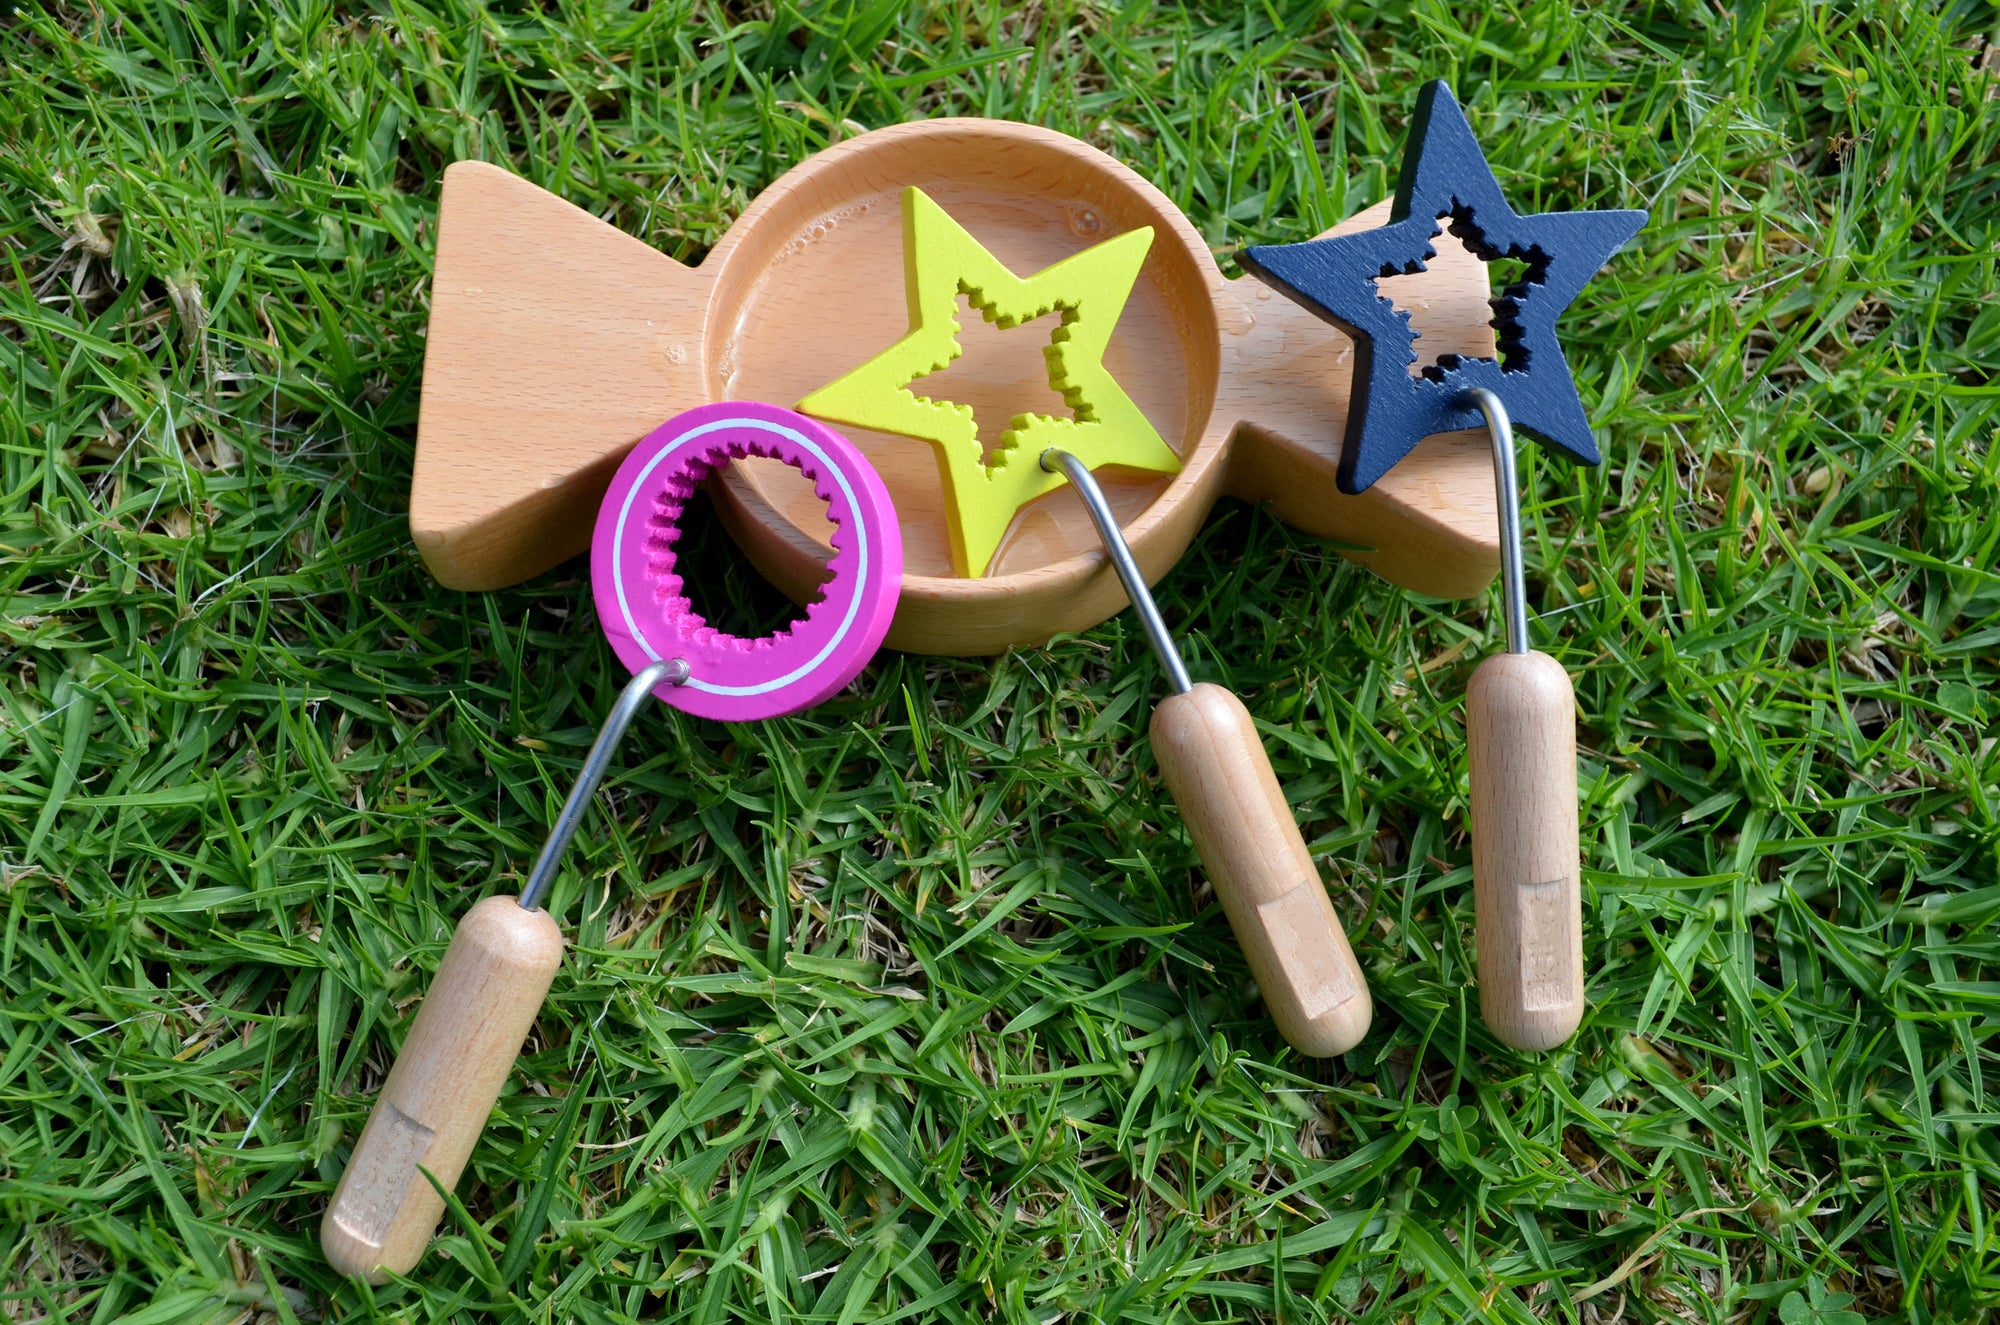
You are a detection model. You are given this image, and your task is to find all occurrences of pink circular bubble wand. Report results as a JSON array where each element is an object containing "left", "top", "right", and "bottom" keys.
[
  {"left": 591, "top": 400, "right": 903, "bottom": 723},
  {"left": 322, "top": 403, "right": 901, "bottom": 1283}
]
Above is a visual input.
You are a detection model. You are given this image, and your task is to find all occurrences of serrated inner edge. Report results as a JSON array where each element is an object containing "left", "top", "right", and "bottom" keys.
[
  {"left": 1374, "top": 205, "right": 1552, "bottom": 378},
  {"left": 644, "top": 438, "right": 840, "bottom": 654},
  {"left": 901, "top": 280, "right": 1081, "bottom": 474}
]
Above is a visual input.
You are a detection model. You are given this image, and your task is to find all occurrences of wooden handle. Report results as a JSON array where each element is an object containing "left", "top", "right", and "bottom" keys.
[
  {"left": 322, "top": 895, "right": 565, "bottom": 1282},
  {"left": 1150, "top": 684, "right": 1371, "bottom": 1056},
  {"left": 1466, "top": 651, "right": 1583, "bottom": 1050}
]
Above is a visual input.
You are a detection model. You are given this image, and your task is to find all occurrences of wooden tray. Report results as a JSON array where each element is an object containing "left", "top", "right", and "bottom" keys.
[{"left": 411, "top": 119, "right": 1499, "bottom": 655}]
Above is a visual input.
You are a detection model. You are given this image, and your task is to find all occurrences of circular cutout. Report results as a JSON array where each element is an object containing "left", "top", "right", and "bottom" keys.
[{"left": 592, "top": 402, "right": 902, "bottom": 721}]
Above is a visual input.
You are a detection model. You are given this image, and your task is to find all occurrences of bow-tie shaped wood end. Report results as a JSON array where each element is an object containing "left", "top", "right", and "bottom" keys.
[{"left": 410, "top": 160, "right": 714, "bottom": 590}]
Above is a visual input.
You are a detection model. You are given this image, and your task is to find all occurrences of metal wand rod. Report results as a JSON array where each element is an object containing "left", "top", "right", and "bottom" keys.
[
  {"left": 518, "top": 656, "right": 689, "bottom": 912},
  {"left": 1465, "top": 388, "right": 1529, "bottom": 656},
  {"left": 1040, "top": 449, "right": 1191, "bottom": 694}
]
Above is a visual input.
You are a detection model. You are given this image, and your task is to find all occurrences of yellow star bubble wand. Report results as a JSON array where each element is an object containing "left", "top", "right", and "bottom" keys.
[{"left": 797, "top": 186, "right": 1181, "bottom": 578}]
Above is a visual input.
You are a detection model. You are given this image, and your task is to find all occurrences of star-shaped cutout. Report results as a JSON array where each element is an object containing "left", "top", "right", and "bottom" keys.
[
  {"left": 796, "top": 186, "right": 1181, "bottom": 578},
  {"left": 1238, "top": 80, "right": 1647, "bottom": 494}
]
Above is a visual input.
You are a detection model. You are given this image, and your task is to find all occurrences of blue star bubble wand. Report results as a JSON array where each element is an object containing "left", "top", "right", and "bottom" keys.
[{"left": 1239, "top": 80, "right": 1644, "bottom": 1051}]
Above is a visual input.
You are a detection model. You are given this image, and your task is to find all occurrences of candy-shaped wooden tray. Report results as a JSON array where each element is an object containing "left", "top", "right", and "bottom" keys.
[{"left": 411, "top": 118, "right": 1499, "bottom": 654}]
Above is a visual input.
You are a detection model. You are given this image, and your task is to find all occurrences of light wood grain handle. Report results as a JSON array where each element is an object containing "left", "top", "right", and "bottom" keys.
[
  {"left": 322, "top": 895, "right": 565, "bottom": 1282},
  {"left": 1466, "top": 651, "right": 1583, "bottom": 1050},
  {"left": 1150, "top": 684, "right": 1371, "bottom": 1056}
]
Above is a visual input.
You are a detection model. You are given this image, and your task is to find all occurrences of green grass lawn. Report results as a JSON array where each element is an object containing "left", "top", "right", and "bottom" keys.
[{"left": 4, "top": 2, "right": 1999, "bottom": 1321}]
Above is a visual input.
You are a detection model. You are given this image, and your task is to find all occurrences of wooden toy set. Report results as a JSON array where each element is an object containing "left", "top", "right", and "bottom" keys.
[{"left": 323, "top": 81, "right": 1643, "bottom": 1282}]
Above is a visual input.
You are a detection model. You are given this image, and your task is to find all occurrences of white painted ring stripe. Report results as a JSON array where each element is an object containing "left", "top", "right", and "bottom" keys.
[{"left": 610, "top": 415, "right": 870, "bottom": 698}]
